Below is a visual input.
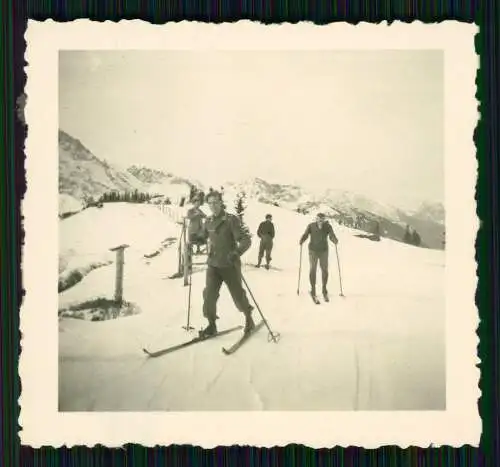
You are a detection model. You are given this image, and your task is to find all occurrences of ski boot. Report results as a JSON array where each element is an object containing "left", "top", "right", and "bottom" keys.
[
  {"left": 322, "top": 289, "right": 330, "bottom": 302},
  {"left": 310, "top": 289, "right": 320, "bottom": 304},
  {"left": 244, "top": 307, "right": 256, "bottom": 335},
  {"left": 199, "top": 320, "right": 217, "bottom": 338},
  {"left": 264, "top": 262, "right": 270, "bottom": 270}
]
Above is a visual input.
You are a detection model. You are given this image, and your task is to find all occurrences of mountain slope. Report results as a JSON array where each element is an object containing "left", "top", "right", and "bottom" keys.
[
  {"left": 59, "top": 130, "right": 145, "bottom": 205},
  {"left": 225, "top": 177, "right": 445, "bottom": 249},
  {"left": 126, "top": 165, "right": 195, "bottom": 201}
]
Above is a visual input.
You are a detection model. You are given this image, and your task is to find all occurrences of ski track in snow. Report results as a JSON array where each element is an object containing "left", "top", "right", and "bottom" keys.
[{"left": 58, "top": 201, "right": 446, "bottom": 411}]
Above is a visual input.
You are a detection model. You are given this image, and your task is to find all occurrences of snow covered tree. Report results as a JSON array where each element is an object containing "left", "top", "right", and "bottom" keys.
[
  {"left": 411, "top": 230, "right": 421, "bottom": 246},
  {"left": 235, "top": 191, "right": 247, "bottom": 220},
  {"left": 403, "top": 225, "right": 412, "bottom": 244},
  {"left": 234, "top": 191, "right": 250, "bottom": 236}
]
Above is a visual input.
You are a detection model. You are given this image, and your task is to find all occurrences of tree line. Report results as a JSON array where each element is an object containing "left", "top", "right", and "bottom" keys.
[{"left": 83, "top": 189, "right": 163, "bottom": 208}]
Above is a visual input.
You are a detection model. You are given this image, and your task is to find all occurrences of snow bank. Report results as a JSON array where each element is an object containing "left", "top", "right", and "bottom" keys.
[
  {"left": 59, "top": 193, "right": 85, "bottom": 218},
  {"left": 59, "top": 202, "right": 183, "bottom": 294}
]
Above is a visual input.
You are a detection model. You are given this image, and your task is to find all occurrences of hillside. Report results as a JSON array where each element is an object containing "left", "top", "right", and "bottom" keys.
[
  {"left": 58, "top": 131, "right": 193, "bottom": 216},
  {"left": 59, "top": 130, "right": 145, "bottom": 207},
  {"left": 126, "top": 165, "right": 195, "bottom": 202}
]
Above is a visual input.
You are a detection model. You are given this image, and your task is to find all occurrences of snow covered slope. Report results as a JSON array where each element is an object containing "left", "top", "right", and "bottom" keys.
[
  {"left": 58, "top": 196, "right": 445, "bottom": 411},
  {"left": 127, "top": 165, "right": 196, "bottom": 204}
]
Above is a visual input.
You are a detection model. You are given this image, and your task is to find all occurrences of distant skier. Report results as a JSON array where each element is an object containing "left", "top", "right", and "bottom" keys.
[
  {"left": 256, "top": 214, "right": 275, "bottom": 269},
  {"left": 186, "top": 196, "right": 207, "bottom": 254},
  {"left": 299, "top": 213, "right": 338, "bottom": 302},
  {"left": 198, "top": 190, "right": 255, "bottom": 338}
]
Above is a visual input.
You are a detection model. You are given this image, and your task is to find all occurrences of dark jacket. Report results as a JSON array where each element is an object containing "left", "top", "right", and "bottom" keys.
[
  {"left": 300, "top": 221, "right": 338, "bottom": 251},
  {"left": 201, "top": 211, "right": 251, "bottom": 268},
  {"left": 257, "top": 220, "right": 275, "bottom": 240}
]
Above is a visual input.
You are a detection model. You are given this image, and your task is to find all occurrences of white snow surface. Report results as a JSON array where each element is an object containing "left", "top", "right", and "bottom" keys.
[
  {"left": 59, "top": 193, "right": 85, "bottom": 217},
  {"left": 59, "top": 199, "right": 445, "bottom": 411}
]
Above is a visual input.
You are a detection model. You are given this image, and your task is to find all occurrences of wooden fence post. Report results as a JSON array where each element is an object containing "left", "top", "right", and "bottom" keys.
[{"left": 109, "top": 244, "right": 130, "bottom": 305}]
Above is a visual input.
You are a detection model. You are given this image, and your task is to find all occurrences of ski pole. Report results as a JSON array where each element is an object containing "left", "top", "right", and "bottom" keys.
[
  {"left": 334, "top": 243, "right": 345, "bottom": 297},
  {"left": 240, "top": 272, "right": 280, "bottom": 343},
  {"left": 297, "top": 244, "right": 303, "bottom": 295},
  {"left": 182, "top": 244, "right": 195, "bottom": 331}
]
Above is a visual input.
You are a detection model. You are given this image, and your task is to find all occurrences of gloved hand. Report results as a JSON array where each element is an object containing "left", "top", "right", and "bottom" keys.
[{"left": 227, "top": 250, "right": 239, "bottom": 263}]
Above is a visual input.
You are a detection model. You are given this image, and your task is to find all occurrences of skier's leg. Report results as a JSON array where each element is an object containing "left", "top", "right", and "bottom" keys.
[
  {"left": 221, "top": 265, "right": 255, "bottom": 333},
  {"left": 319, "top": 250, "right": 329, "bottom": 294},
  {"left": 257, "top": 240, "right": 265, "bottom": 266},
  {"left": 201, "top": 266, "right": 223, "bottom": 335},
  {"left": 265, "top": 239, "right": 273, "bottom": 266},
  {"left": 309, "top": 250, "right": 319, "bottom": 295}
]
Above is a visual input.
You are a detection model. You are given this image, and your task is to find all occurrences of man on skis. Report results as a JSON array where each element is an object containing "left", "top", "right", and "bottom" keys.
[
  {"left": 299, "top": 212, "right": 339, "bottom": 302},
  {"left": 198, "top": 190, "right": 256, "bottom": 337},
  {"left": 256, "top": 214, "right": 275, "bottom": 269},
  {"left": 186, "top": 195, "right": 207, "bottom": 255}
]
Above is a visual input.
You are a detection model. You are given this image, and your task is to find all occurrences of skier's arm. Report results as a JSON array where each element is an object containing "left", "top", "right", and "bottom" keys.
[
  {"left": 328, "top": 223, "right": 338, "bottom": 244},
  {"left": 257, "top": 222, "right": 264, "bottom": 238},
  {"left": 299, "top": 225, "right": 310, "bottom": 244},
  {"left": 230, "top": 215, "right": 252, "bottom": 256},
  {"left": 271, "top": 224, "right": 275, "bottom": 239}
]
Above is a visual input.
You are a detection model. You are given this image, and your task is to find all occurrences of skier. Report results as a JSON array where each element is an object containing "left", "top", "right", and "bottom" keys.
[
  {"left": 299, "top": 212, "right": 339, "bottom": 302},
  {"left": 256, "top": 214, "right": 275, "bottom": 269},
  {"left": 198, "top": 190, "right": 256, "bottom": 337},
  {"left": 186, "top": 196, "right": 207, "bottom": 254}
]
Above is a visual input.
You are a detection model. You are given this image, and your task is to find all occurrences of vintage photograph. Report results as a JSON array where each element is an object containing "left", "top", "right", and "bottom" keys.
[
  {"left": 20, "top": 20, "right": 480, "bottom": 448},
  {"left": 57, "top": 49, "right": 447, "bottom": 412}
]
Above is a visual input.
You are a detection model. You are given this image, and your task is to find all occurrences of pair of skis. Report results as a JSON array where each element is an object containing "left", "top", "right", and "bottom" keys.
[{"left": 143, "top": 320, "right": 265, "bottom": 358}]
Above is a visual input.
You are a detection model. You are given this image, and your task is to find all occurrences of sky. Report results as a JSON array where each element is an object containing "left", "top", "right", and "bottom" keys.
[{"left": 59, "top": 50, "right": 444, "bottom": 207}]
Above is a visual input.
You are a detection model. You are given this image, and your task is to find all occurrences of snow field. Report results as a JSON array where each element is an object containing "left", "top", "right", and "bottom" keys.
[{"left": 58, "top": 198, "right": 445, "bottom": 411}]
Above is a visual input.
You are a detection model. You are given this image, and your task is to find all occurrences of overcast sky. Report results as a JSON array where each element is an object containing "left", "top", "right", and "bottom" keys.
[{"left": 59, "top": 50, "right": 443, "bottom": 207}]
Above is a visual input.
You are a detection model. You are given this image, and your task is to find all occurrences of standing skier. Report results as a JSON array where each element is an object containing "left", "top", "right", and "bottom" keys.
[
  {"left": 198, "top": 191, "right": 255, "bottom": 337},
  {"left": 186, "top": 196, "right": 207, "bottom": 254},
  {"left": 256, "top": 214, "right": 275, "bottom": 269},
  {"left": 299, "top": 213, "right": 338, "bottom": 302}
]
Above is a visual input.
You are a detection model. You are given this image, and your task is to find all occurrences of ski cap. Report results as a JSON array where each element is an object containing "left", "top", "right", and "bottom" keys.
[
  {"left": 265, "top": 214, "right": 272, "bottom": 219},
  {"left": 317, "top": 212, "right": 326, "bottom": 219}
]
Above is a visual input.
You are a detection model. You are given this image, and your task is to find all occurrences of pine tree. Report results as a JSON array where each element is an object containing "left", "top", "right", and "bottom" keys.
[
  {"left": 234, "top": 191, "right": 250, "bottom": 236},
  {"left": 411, "top": 230, "right": 421, "bottom": 247},
  {"left": 235, "top": 191, "right": 246, "bottom": 220},
  {"left": 403, "top": 225, "right": 412, "bottom": 244}
]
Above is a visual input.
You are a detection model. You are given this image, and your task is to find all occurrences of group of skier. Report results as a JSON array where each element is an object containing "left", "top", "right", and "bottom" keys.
[{"left": 184, "top": 190, "right": 339, "bottom": 338}]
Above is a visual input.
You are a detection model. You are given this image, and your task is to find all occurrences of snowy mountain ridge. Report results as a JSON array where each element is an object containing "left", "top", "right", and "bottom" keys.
[
  {"left": 59, "top": 130, "right": 444, "bottom": 248},
  {"left": 224, "top": 176, "right": 445, "bottom": 249}
]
